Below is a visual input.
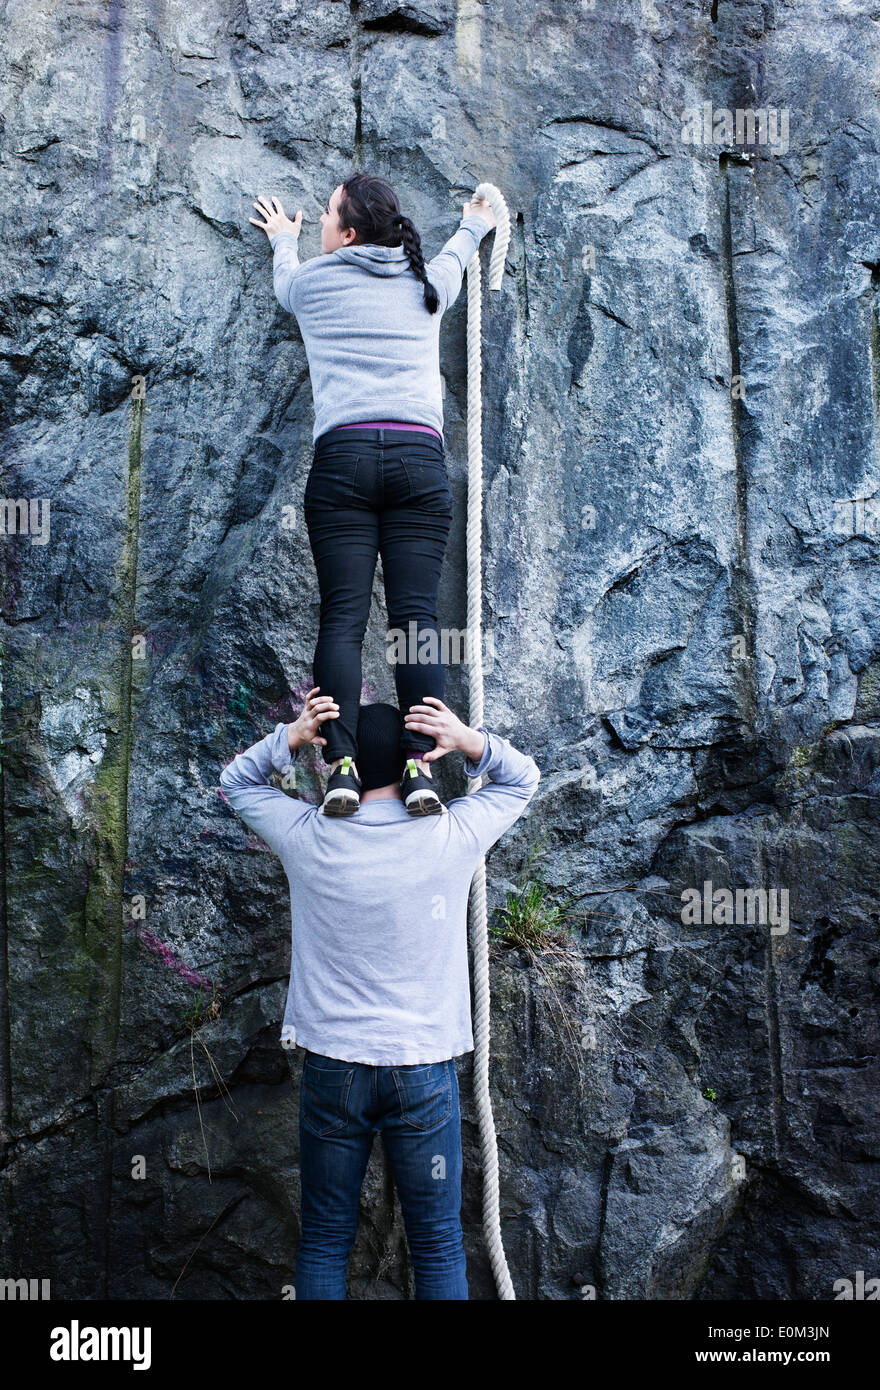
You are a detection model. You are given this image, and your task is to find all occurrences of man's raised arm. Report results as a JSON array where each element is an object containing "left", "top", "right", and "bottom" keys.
[
  {"left": 449, "top": 727, "right": 541, "bottom": 857},
  {"left": 219, "top": 688, "right": 339, "bottom": 855},
  {"left": 403, "top": 697, "right": 540, "bottom": 856}
]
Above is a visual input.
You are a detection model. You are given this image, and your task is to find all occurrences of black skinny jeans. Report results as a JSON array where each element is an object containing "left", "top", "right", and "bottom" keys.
[{"left": 303, "top": 427, "right": 453, "bottom": 762}]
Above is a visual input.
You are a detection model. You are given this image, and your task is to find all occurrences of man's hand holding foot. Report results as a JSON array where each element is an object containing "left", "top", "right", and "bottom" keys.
[
  {"left": 400, "top": 698, "right": 486, "bottom": 815},
  {"left": 404, "top": 697, "right": 486, "bottom": 766},
  {"left": 287, "top": 687, "right": 340, "bottom": 753}
]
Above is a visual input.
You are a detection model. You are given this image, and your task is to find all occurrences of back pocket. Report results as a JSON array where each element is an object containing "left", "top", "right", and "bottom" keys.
[
  {"left": 301, "top": 1056, "right": 356, "bottom": 1136},
  {"left": 392, "top": 1061, "right": 453, "bottom": 1131},
  {"left": 304, "top": 453, "right": 360, "bottom": 510},
  {"left": 399, "top": 453, "right": 453, "bottom": 515}
]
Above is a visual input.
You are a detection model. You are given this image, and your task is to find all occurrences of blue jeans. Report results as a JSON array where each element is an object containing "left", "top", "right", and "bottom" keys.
[
  {"left": 294, "top": 1050, "right": 469, "bottom": 1300},
  {"left": 304, "top": 426, "right": 454, "bottom": 762}
]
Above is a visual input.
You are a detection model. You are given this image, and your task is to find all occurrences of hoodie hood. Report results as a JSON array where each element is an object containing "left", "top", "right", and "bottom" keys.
[{"left": 332, "top": 242, "right": 413, "bottom": 277}]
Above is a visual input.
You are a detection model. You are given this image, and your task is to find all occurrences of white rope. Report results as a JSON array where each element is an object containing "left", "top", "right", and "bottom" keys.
[{"left": 464, "top": 181, "right": 513, "bottom": 1300}]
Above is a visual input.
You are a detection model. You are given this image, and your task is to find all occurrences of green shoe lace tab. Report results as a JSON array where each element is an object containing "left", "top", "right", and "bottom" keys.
[
  {"left": 405, "top": 758, "right": 418, "bottom": 779},
  {"left": 340, "top": 756, "right": 353, "bottom": 776}
]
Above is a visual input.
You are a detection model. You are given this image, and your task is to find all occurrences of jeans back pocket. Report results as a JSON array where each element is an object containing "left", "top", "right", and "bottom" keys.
[
  {"left": 301, "top": 1055, "right": 356, "bottom": 1136},
  {"left": 304, "top": 452, "right": 361, "bottom": 510},
  {"left": 392, "top": 1060, "right": 454, "bottom": 1132},
  {"left": 398, "top": 453, "right": 453, "bottom": 516}
]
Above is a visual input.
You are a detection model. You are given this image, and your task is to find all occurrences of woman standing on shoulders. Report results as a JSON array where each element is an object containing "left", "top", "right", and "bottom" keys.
[{"left": 250, "top": 173, "right": 495, "bottom": 816}]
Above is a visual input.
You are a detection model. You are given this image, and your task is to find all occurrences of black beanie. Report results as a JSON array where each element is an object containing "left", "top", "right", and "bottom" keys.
[{"left": 356, "top": 702, "right": 406, "bottom": 791}]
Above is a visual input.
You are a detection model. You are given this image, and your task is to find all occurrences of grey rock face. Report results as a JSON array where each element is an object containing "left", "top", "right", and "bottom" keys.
[{"left": 1, "top": 0, "right": 879, "bottom": 1300}]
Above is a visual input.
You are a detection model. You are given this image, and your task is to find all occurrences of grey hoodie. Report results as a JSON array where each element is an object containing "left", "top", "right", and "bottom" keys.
[{"left": 270, "top": 212, "right": 493, "bottom": 442}]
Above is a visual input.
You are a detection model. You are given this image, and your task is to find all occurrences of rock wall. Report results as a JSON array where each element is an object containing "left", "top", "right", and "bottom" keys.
[{"left": 1, "top": 0, "right": 879, "bottom": 1299}]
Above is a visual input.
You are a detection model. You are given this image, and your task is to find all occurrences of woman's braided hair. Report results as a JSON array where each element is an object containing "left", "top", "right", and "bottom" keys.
[{"left": 337, "top": 171, "right": 440, "bottom": 314}]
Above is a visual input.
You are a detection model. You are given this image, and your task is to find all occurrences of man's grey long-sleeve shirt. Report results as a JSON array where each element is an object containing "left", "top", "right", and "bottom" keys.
[
  {"left": 269, "top": 212, "right": 493, "bottom": 442},
  {"left": 219, "top": 726, "right": 540, "bottom": 1065}
]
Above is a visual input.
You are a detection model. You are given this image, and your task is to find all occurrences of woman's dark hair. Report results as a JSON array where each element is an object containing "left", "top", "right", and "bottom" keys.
[{"left": 337, "top": 172, "right": 440, "bottom": 314}]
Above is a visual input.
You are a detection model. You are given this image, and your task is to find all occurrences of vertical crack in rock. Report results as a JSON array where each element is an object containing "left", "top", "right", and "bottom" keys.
[
  {"left": 82, "top": 394, "right": 142, "bottom": 1093},
  {"left": 864, "top": 261, "right": 880, "bottom": 470},
  {"left": 0, "top": 647, "right": 10, "bottom": 1159},
  {"left": 757, "top": 835, "right": 787, "bottom": 1163},
  {"left": 763, "top": 933, "right": 786, "bottom": 1165},
  {"left": 91, "top": 393, "right": 144, "bottom": 1292},
  {"left": 718, "top": 153, "right": 758, "bottom": 729},
  {"left": 350, "top": 1, "right": 363, "bottom": 158},
  {"left": 513, "top": 210, "right": 530, "bottom": 339}
]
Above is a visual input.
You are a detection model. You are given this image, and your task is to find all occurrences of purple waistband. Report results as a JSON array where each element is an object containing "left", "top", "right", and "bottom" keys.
[{"left": 334, "top": 420, "right": 442, "bottom": 441}]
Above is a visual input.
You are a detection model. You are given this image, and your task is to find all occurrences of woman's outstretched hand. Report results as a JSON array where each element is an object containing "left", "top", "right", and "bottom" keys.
[
  {"left": 288, "top": 688, "right": 339, "bottom": 752},
  {"left": 404, "top": 696, "right": 486, "bottom": 764},
  {"left": 250, "top": 194, "right": 302, "bottom": 241},
  {"left": 462, "top": 196, "right": 496, "bottom": 229}
]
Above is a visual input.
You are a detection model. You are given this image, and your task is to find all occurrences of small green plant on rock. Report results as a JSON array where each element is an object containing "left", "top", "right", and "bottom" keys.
[
  {"left": 490, "top": 874, "right": 580, "bottom": 949},
  {"left": 181, "top": 979, "right": 222, "bottom": 1032},
  {"left": 488, "top": 841, "right": 591, "bottom": 1103},
  {"left": 490, "top": 843, "right": 585, "bottom": 951}
]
